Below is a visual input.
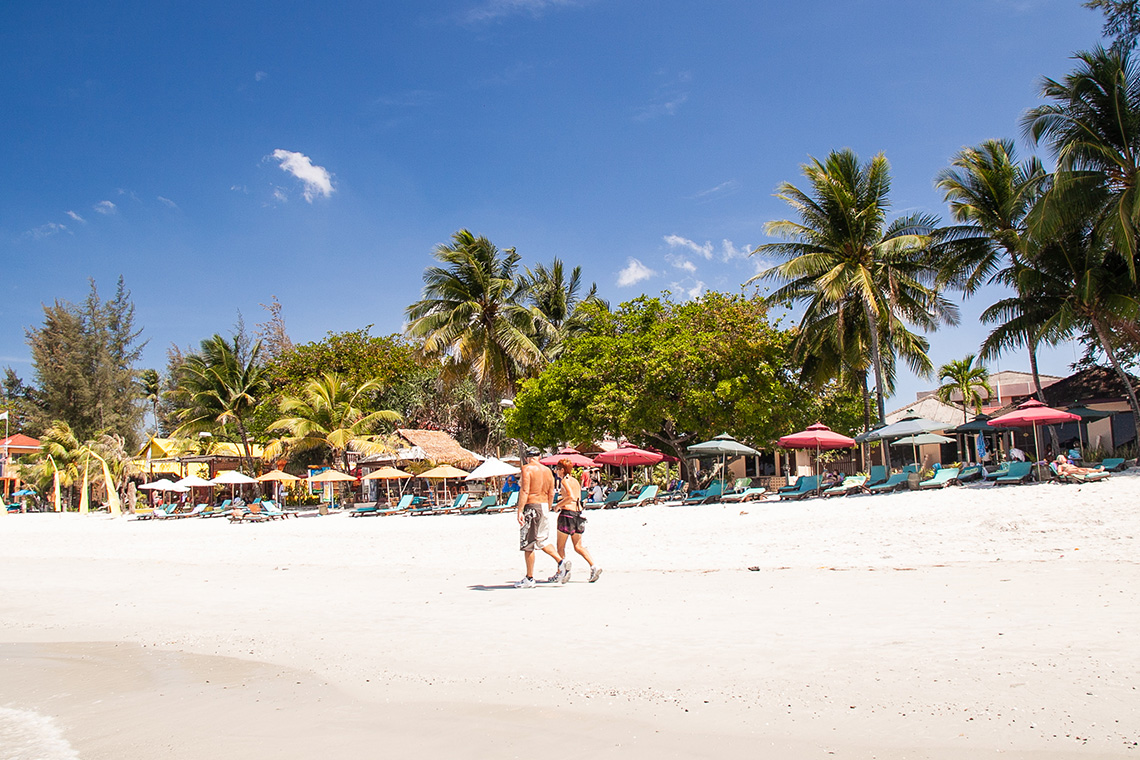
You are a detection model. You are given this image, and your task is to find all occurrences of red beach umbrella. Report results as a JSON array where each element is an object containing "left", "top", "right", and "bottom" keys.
[
  {"left": 592, "top": 447, "right": 664, "bottom": 487},
  {"left": 988, "top": 399, "right": 1080, "bottom": 463},
  {"left": 778, "top": 423, "right": 856, "bottom": 495},
  {"left": 539, "top": 452, "right": 596, "bottom": 467}
]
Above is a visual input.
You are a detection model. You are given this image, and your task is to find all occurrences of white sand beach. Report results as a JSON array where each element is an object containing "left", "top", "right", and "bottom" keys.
[{"left": 2, "top": 475, "right": 1139, "bottom": 759}]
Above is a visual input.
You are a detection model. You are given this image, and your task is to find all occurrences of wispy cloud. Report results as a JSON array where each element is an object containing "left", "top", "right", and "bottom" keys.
[
  {"left": 255, "top": 71, "right": 268, "bottom": 82},
  {"left": 635, "top": 71, "right": 692, "bottom": 121},
  {"left": 269, "top": 149, "right": 335, "bottom": 203},
  {"left": 93, "top": 200, "right": 117, "bottom": 215},
  {"left": 691, "top": 180, "right": 740, "bottom": 202},
  {"left": 375, "top": 89, "right": 438, "bottom": 108},
  {"left": 65, "top": 210, "right": 86, "bottom": 224},
  {"left": 720, "top": 239, "right": 752, "bottom": 262},
  {"left": 617, "top": 258, "right": 655, "bottom": 287},
  {"left": 272, "top": 187, "right": 289, "bottom": 204},
  {"left": 462, "top": 0, "right": 585, "bottom": 23},
  {"left": 25, "top": 222, "right": 69, "bottom": 240},
  {"left": 157, "top": 196, "right": 178, "bottom": 209},
  {"left": 664, "top": 234, "right": 713, "bottom": 260}
]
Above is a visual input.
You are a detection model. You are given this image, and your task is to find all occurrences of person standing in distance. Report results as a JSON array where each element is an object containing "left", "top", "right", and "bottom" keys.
[
  {"left": 552, "top": 459, "right": 602, "bottom": 583},
  {"left": 515, "top": 447, "right": 568, "bottom": 588}
]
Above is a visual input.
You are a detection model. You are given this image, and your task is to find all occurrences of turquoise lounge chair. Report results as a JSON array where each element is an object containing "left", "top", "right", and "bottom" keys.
[
  {"left": 994, "top": 461, "right": 1034, "bottom": 485},
  {"left": 590, "top": 490, "right": 626, "bottom": 510},
  {"left": 460, "top": 495, "right": 498, "bottom": 515},
  {"left": 617, "top": 485, "right": 658, "bottom": 508},
  {"left": 918, "top": 467, "right": 959, "bottom": 489},
  {"left": 720, "top": 487, "right": 767, "bottom": 503},
  {"left": 427, "top": 493, "right": 469, "bottom": 515},
  {"left": 1098, "top": 457, "right": 1127, "bottom": 472},
  {"left": 864, "top": 465, "right": 889, "bottom": 489},
  {"left": 867, "top": 472, "right": 908, "bottom": 494},
  {"left": 822, "top": 475, "right": 868, "bottom": 497},
  {"left": 681, "top": 481, "right": 725, "bottom": 505},
  {"left": 955, "top": 464, "right": 983, "bottom": 483},
  {"left": 777, "top": 476, "right": 805, "bottom": 494},
  {"left": 982, "top": 463, "right": 1011, "bottom": 481},
  {"left": 1050, "top": 463, "right": 1111, "bottom": 484},
  {"left": 778, "top": 475, "right": 821, "bottom": 500}
]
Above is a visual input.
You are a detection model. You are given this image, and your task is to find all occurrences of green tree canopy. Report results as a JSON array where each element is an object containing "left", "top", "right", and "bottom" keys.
[{"left": 505, "top": 293, "right": 862, "bottom": 479}]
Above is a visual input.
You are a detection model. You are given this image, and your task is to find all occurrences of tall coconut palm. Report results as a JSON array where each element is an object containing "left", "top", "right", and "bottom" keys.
[
  {"left": 265, "top": 373, "right": 402, "bottom": 472},
  {"left": 521, "top": 258, "right": 606, "bottom": 360},
  {"left": 935, "top": 355, "right": 993, "bottom": 424},
  {"left": 750, "top": 150, "right": 959, "bottom": 433},
  {"left": 406, "top": 230, "right": 544, "bottom": 395},
  {"left": 136, "top": 368, "right": 161, "bottom": 437},
  {"left": 1022, "top": 46, "right": 1140, "bottom": 283},
  {"left": 171, "top": 334, "right": 269, "bottom": 473},
  {"left": 936, "top": 139, "right": 1051, "bottom": 399}
]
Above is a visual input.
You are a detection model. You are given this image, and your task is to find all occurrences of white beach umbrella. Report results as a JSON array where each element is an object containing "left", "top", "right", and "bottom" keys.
[
  {"left": 138, "top": 478, "right": 179, "bottom": 491},
  {"left": 174, "top": 475, "right": 214, "bottom": 488},
  {"left": 211, "top": 470, "right": 258, "bottom": 501},
  {"left": 464, "top": 457, "right": 520, "bottom": 480}
]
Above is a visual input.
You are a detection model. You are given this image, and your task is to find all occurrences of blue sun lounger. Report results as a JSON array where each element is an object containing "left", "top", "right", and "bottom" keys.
[
  {"left": 617, "top": 485, "right": 659, "bottom": 508},
  {"left": 918, "top": 467, "right": 959, "bottom": 489},
  {"left": 994, "top": 461, "right": 1034, "bottom": 485},
  {"left": 778, "top": 475, "right": 821, "bottom": 500}
]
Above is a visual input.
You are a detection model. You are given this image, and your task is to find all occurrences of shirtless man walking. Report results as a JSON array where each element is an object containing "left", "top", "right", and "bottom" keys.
[{"left": 515, "top": 447, "right": 568, "bottom": 588}]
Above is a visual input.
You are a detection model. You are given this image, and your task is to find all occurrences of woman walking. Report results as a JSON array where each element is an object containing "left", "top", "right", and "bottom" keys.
[{"left": 551, "top": 459, "right": 602, "bottom": 583}]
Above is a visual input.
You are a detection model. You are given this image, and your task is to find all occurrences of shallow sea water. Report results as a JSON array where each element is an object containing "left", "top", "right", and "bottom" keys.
[{"left": 0, "top": 707, "right": 79, "bottom": 760}]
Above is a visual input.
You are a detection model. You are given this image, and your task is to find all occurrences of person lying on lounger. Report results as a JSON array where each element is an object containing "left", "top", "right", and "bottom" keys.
[{"left": 1053, "top": 456, "right": 1104, "bottom": 476}]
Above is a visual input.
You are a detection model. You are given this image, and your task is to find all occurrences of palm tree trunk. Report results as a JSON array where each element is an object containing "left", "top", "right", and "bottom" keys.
[
  {"left": 1092, "top": 319, "right": 1140, "bottom": 449},
  {"left": 1028, "top": 339, "right": 1046, "bottom": 402},
  {"left": 862, "top": 301, "right": 891, "bottom": 469},
  {"left": 235, "top": 417, "right": 254, "bottom": 475}
]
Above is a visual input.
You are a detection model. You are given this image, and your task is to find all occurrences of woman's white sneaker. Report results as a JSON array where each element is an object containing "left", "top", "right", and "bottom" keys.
[{"left": 588, "top": 566, "right": 603, "bottom": 583}]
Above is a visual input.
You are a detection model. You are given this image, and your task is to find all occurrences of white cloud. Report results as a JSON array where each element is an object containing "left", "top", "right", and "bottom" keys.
[
  {"left": 664, "top": 234, "right": 713, "bottom": 260},
  {"left": 463, "top": 0, "right": 583, "bottom": 22},
  {"left": 273, "top": 187, "right": 289, "bottom": 204},
  {"left": 93, "top": 200, "right": 116, "bottom": 215},
  {"left": 665, "top": 254, "right": 697, "bottom": 274},
  {"left": 26, "top": 222, "right": 68, "bottom": 240},
  {"left": 720, "top": 239, "right": 752, "bottom": 262},
  {"left": 230, "top": 185, "right": 248, "bottom": 194},
  {"left": 65, "top": 210, "right": 86, "bottom": 223},
  {"left": 668, "top": 279, "right": 705, "bottom": 301},
  {"left": 270, "top": 149, "right": 334, "bottom": 203},
  {"left": 255, "top": 71, "right": 268, "bottom": 81},
  {"left": 685, "top": 281, "right": 705, "bottom": 300},
  {"left": 617, "top": 258, "right": 655, "bottom": 287},
  {"left": 634, "top": 71, "right": 692, "bottom": 121},
  {"left": 157, "top": 196, "right": 178, "bottom": 209}
]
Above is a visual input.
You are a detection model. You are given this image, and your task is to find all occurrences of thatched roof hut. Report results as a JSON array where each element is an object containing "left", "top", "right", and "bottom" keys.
[{"left": 392, "top": 429, "right": 480, "bottom": 469}]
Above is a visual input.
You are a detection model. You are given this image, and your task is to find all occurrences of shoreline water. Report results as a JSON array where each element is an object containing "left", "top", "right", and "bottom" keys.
[{"left": 2, "top": 476, "right": 1139, "bottom": 758}]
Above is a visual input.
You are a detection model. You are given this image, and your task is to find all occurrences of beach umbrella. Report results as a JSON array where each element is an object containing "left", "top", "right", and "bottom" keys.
[
  {"left": 863, "top": 412, "right": 948, "bottom": 441},
  {"left": 174, "top": 474, "right": 214, "bottom": 506},
  {"left": 418, "top": 464, "right": 470, "bottom": 502},
  {"left": 257, "top": 469, "right": 301, "bottom": 503},
  {"left": 688, "top": 433, "right": 760, "bottom": 484},
  {"left": 308, "top": 468, "right": 357, "bottom": 505},
  {"left": 138, "top": 478, "right": 180, "bottom": 491},
  {"left": 1063, "top": 405, "right": 1112, "bottom": 450},
  {"left": 362, "top": 465, "right": 413, "bottom": 500},
  {"left": 539, "top": 452, "right": 596, "bottom": 467},
  {"left": 988, "top": 399, "right": 1080, "bottom": 463},
  {"left": 593, "top": 447, "right": 663, "bottom": 487},
  {"left": 464, "top": 458, "right": 520, "bottom": 480},
  {"left": 889, "top": 433, "right": 955, "bottom": 466},
  {"left": 778, "top": 423, "right": 856, "bottom": 494},
  {"left": 212, "top": 469, "right": 258, "bottom": 501}
]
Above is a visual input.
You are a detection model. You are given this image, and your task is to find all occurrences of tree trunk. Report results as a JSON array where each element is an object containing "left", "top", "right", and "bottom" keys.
[
  {"left": 860, "top": 372, "right": 872, "bottom": 469},
  {"left": 1028, "top": 339, "right": 1046, "bottom": 403},
  {"left": 1092, "top": 318, "right": 1140, "bottom": 450},
  {"left": 862, "top": 301, "right": 892, "bottom": 469}
]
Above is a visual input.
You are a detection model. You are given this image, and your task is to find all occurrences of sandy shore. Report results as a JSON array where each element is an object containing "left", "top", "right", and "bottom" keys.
[{"left": 2, "top": 474, "right": 1139, "bottom": 758}]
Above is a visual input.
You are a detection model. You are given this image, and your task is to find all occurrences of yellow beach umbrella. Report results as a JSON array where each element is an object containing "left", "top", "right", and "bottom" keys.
[
  {"left": 258, "top": 469, "right": 300, "bottom": 504},
  {"left": 362, "top": 466, "right": 413, "bottom": 501},
  {"left": 417, "top": 464, "right": 469, "bottom": 503},
  {"left": 308, "top": 468, "right": 357, "bottom": 507}
]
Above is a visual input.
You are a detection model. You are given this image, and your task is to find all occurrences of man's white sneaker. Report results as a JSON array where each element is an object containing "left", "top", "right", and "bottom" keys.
[
  {"left": 588, "top": 566, "right": 603, "bottom": 583},
  {"left": 514, "top": 577, "right": 536, "bottom": 589},
  {"left": 559, "top": 559, "right": 572, "bottom": 584}
]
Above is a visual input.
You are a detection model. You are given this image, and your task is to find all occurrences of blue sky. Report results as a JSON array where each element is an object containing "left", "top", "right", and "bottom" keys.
[{"left": 0, "top": 1, "right": 1106, "bottom": 406}]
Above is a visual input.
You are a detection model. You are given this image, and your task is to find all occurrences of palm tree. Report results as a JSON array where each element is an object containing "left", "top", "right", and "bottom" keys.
[
  {"left": 171, "top": 334, "right": 269, "bottom": 473},
  {"left": 521, "top": 258, "right": 606, "bottom": 360},
  {"left": 406, "top": 230, "right": 544, "bottom": 395},
  {"left": 750, "top": 150, "right": 959, "bottom": 433},
  {"left": 265, "top": 373, "right": 402, "bottom": 472},
  {"left": 935, "top": 355, "right": 993, "bottom": 424},
  {"left": 936, "top": 139, "right": 1051, "bottom": 399},
  {"left": 1022, "top": 46, "right": 1140, "bottom": 283},
  {"left": 136, "top": 368, "right": 161, "bottom": 437}
]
